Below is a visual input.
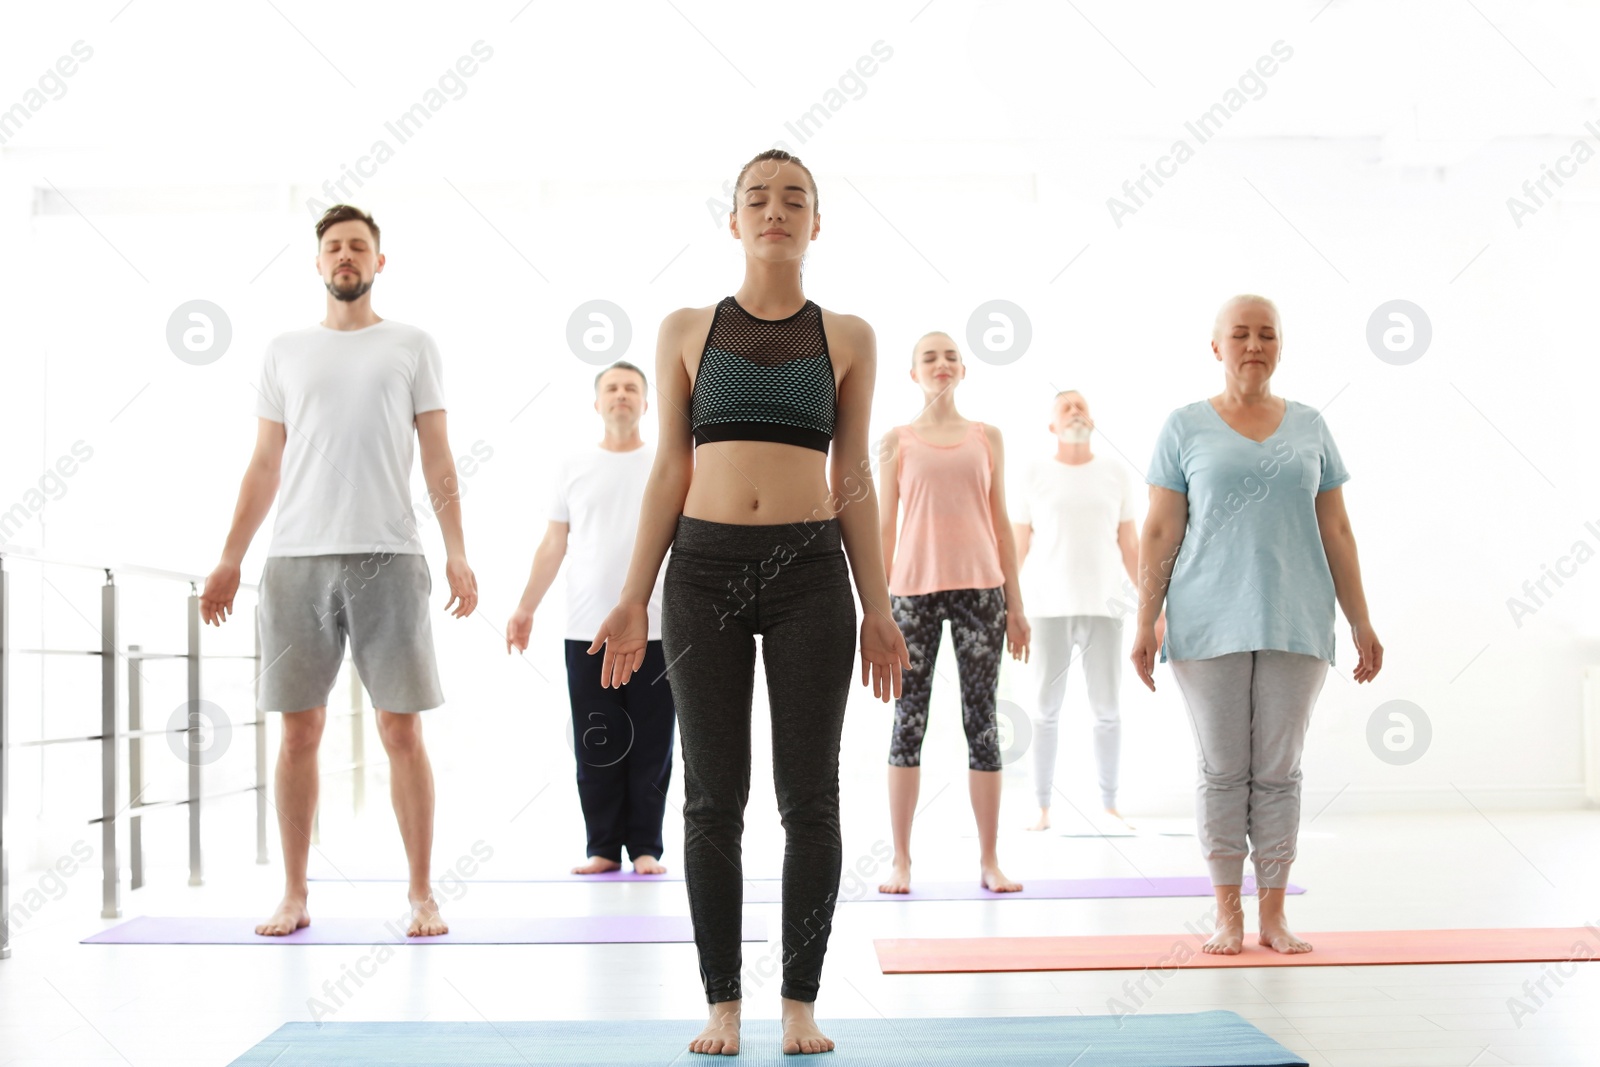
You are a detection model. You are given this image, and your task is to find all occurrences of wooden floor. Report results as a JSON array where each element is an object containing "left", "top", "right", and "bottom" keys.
[{"left": 3, "top": 771, "right": 1598, "bottom": 1064}]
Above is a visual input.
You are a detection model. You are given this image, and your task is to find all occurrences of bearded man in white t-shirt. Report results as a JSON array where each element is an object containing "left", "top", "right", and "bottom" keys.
[
  {"left": 199, "top": 205, "right": 480, "bottom": 938},
  {"left": 505, "top": 361, "right": 675, "bottom": 876},
  {"left": 1010, "top": 390, "right": 1164, "bottom": 831}
]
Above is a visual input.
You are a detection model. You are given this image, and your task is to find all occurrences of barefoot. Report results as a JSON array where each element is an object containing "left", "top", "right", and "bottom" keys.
[
  {"left": 406, "top": 895, "right": 449, "bottom": 937},
  {"left": 254, "top": 895, "right": 310, "bottom": 936},
  {"left": 633, "top": 855, "right": 668, "bottom": 875},
  {"left": 689, "top": 1000, "right": 741, "bottom": 1055},
  {"left": 878, "top": 860, "right": 911, "bottom": 894},
  {"left": 572, "top": 855, "right": 622, "bottom": 875},
  {"left": 1259, "top": 918, "right": 1313, "bottom": 954},
  {"left": 1202, "top": 913, "right": 1244, "bottom": 954},
  {"left": 781, "top": 997, "right": 836, "bottom": 1055},
  {"left": 981, "top": 864, "right": 1023, "bottom": 893},
  {"left": 1024, "top": 808, "right": 1051, "bottom": 831}
]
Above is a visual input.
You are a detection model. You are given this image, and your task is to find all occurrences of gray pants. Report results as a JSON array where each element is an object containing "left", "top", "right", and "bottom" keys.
[
  {"left": 1029, "top": 615, "right": 1123, "bottom": 810},
  {"left": 1168, "top": 649, "right": 1329, "bottom": 888}
]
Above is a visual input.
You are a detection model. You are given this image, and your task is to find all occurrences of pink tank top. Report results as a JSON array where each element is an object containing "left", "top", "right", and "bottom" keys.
[{"left": 889, "top": 421, "right": 1006, "bottom": 596}]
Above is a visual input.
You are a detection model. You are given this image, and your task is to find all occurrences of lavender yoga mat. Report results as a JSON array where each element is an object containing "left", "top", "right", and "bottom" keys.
[
  {"left": 82, "top": 913, "right": 765, "bottom": 945},
  {"left": 308, "top": 869, "right": 689, "bottom": 883},
  {"left": 796, "top": 876, "right": 1301, "bottom": 903},
  {"left": 308, "top": 874, "right": 1299, "bottom": 901}
]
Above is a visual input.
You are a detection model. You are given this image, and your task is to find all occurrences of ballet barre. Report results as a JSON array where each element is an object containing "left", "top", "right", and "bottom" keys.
[{"left": 0, "top": 549, "right": 371, "bottom": 962}]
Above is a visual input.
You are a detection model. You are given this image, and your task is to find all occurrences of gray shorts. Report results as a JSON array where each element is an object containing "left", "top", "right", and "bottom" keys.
[{"left": 256, "top": 552, "right": 445, "bottom": 714}]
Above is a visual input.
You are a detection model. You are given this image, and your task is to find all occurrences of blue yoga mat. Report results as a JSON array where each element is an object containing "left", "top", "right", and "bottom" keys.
[{"left": 228, "top": 1012, "right": 1307, "bottom": 1065}]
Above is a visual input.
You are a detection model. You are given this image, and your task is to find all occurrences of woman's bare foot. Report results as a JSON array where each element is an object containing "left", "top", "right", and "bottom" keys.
[
  {"left": 1259, "top": 919, "right": 1312, "bottom": 953},
  {"left": 689, "top": 1000, "right": 741, "bottom": 1055},
  {"left": 1256, "top": 885, "right": 1311, "bottom": 952},
  {"left": 406, "top": 894, "right": 448, "bottom": 937},
  {"left": 1025, "top": 807, "right": 1051, "bottom": 831},
  {"left": 633, "top": 855, "right": 668, "bottom": 875},
  {"left": 254, "top": 894, "right": 310, "bottom": 936},
  {"left": 981, "top": 863, "right": 1022, "bottom": 892},
  {"left": 1203, "top": 892, "right": 1245, "bottom": 954},
  {"left": 781, "top": 997, "right": 835, "bottom": 1055},
  {"left": 878, "top": 859, "right": 911, "bottom": 893},
  {"left": 572, "top": 855, "right": 622, "bottom": 875}
]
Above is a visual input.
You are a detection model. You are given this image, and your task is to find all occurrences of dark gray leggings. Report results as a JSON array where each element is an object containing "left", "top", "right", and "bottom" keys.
[{"left": 661, "top": 514, "right": 857, "bottom": 1004}]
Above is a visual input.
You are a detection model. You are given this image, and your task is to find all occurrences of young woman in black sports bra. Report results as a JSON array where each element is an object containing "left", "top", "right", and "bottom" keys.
[{"left": 588, "top": 150, "right": 911, "bottom": 1057}]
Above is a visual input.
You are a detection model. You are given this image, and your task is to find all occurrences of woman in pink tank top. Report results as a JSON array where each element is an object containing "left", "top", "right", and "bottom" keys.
[{"left": 877, "top": 330, "right": 1032, "bottom": 894}]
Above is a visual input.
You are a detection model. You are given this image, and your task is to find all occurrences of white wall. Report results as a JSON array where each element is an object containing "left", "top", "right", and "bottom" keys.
[{"left": 4, "top": 1, "right": 1600, "bottom": 876}]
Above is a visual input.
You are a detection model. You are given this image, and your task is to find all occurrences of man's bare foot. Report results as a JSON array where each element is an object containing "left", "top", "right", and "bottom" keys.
[
  {"left": 981, "top": 864, "right": 1023, "bottom": 893},
  {"left": 781, "top": 997, "right": 835, "bottom": 1055},
  {"left": 254, "top": 895, "right": 310, "bottom": 936},
  {"left": 689, "top": 1000, "right": 741, "bottom": 1055},
  {"left": 1025, "top": 808, "right": 1050, "bottom": 831},
  {"left": 572, "top": 856, "right": 622, "bottom": 875},
  {"left": 406, "top": 894, "right": 448, "bottom": 937},
  {"left": 878, "top": 859, "right": 911, "bottom": 894},
  {"left": 633, "top": 855, "right": 668, "bottom": 875},
  {"left": 1259, "top": 918, "right": 1313, "bottom": 953}
]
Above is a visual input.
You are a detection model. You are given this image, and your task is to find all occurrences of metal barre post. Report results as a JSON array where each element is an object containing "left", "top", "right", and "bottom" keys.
[
  {"left": 101, "top": 573, "right": 120, "bottom": 919},
  {"left": 128, "top": 645, "right": 142, "bottom": 891},
  {"left": 254, "top": 605, "right": 267, "bottom": 865},
  {"left": 187, "top": 589, "right": 201, "bottom": 887}
]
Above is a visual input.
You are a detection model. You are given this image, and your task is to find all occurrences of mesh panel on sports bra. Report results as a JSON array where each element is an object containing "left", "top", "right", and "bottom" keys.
[{"left": 689, "top": 296, "right": 837, "bottom": 453}]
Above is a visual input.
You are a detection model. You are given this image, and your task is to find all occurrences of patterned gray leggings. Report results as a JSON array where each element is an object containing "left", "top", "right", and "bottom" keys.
[{"left": 887, "top": 585, "right": 1007, "bottom": 771}]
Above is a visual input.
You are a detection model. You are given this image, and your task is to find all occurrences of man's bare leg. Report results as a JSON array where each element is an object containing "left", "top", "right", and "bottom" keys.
[
  {"left": 375, "top": 709, "right": 447, "bottom": 936},
  {"left": 256, "top": 707, "right": 325, "bottom": 936}
]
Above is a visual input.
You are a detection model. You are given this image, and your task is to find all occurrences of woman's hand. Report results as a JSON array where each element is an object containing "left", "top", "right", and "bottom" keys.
[
  {"left": 1351, "top": 619, "right": 1383, "bottom": 683},
  {"left": 588, "top": 602, "right": 649, "bottom": 688},
  {"left": 1130, "top": 623, "right": 1160, "bottom": 692},
  {"left": 1006, "top": 610, "right": 1030, "bottom": 663},
  {"left": 860, "top": 610, "right": 911, "bottom": 702}
]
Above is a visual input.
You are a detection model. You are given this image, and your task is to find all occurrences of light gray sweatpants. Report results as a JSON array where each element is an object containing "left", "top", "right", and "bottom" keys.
[
  {"left": 1029, "top": 615, "right": 1123, "bottom": 810},
  {"left": 1168, "top": 649, "right": 1329, "bottom": 888}
]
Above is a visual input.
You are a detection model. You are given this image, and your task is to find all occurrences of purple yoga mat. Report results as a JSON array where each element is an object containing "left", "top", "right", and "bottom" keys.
[
  {"left": 308, "top": 869, "right": 689, "bottom": 883},
  {"left": 309, "top": 874, "right": 1299, "bottom": 901},
  {"left": 804, "top": 876, "right": 1301, "bottom": 902},
  {"left": 82, "top": 913, "right": 766, "bottom": 945}
]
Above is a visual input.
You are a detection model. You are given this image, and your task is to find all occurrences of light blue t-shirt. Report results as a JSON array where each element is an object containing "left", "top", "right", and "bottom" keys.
[{"left": 1145, "top": 398, "right": 1350, "bottom": 665}]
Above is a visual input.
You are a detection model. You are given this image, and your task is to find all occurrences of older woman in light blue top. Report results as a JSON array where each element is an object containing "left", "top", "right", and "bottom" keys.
[{"left": 1131, "top": 294, "right": 1383, "bottom": 958}]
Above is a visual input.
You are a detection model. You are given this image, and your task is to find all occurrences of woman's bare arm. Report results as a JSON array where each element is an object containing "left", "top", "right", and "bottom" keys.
[
  {"left": 829, "top": 314, "right": 893, "bottom": 622},
  {"left": 616, "top": 310, "right": 696, "bottom": 606},
  {"left": 983, "top": 425, "right": 1024, "bottom": 613},
  {"left": 1137, "top": 485, "right": 1188, "bottom": 629}
]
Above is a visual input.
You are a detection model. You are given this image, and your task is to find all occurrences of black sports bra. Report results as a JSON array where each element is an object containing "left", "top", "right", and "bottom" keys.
[{"left": 688, "top": 296, "right": 837, "bottom": 454}]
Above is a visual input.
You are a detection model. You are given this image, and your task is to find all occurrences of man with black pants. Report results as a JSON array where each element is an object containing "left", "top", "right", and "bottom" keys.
[{"left": 505, "top": 360, "right": 674, "bottom": 874}]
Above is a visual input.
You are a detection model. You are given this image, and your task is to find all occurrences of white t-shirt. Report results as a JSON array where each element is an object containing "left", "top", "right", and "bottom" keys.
[
  {"left": 548, "top": 443, "right": 665, "bottom": 641},
  {"left": 1011, "top": 454, "right": 1137, "bottom": 618},
  {"left": 253, "top": 319, "right": 446, "bottom": 557}
]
